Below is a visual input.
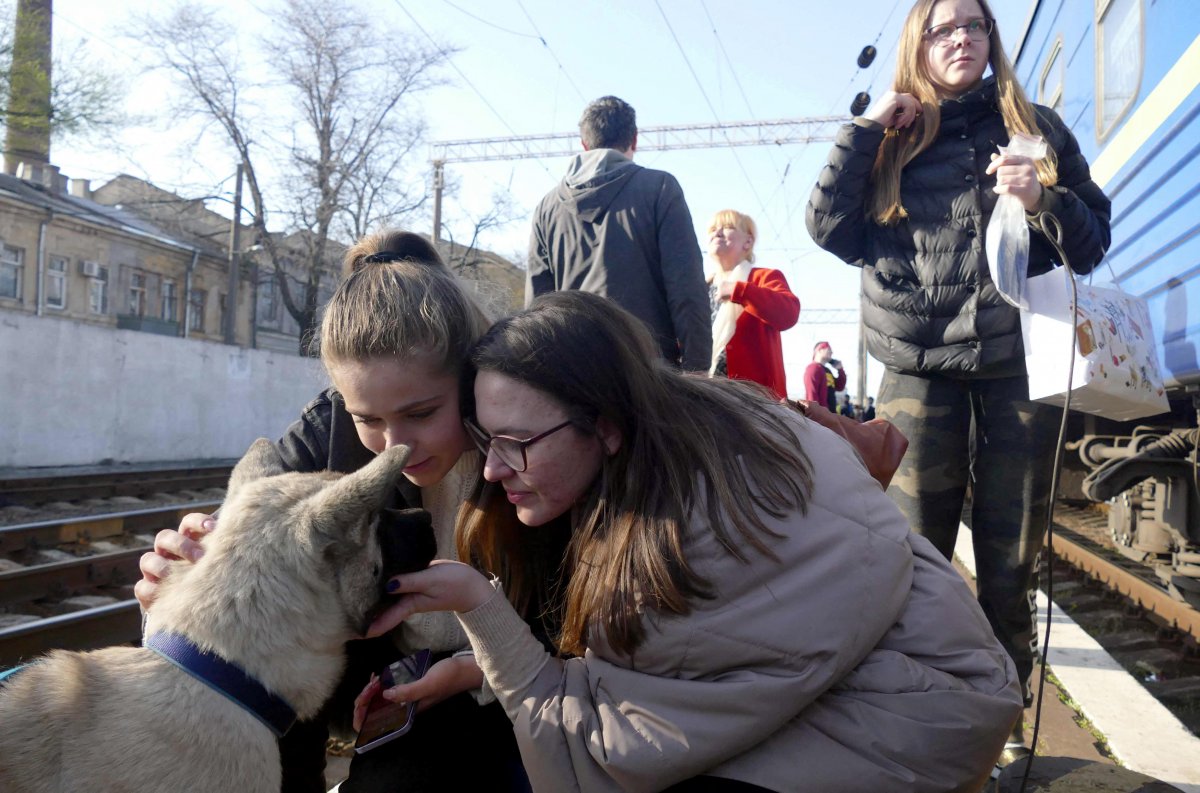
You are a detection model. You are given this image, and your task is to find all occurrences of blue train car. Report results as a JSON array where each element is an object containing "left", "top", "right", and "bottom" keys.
[
  {"left": 1011, "top": 0, "right": 1200, "bottom": 604},
  {"left": 1013, "top": 0, "right": 1200, "bottom": 392}
]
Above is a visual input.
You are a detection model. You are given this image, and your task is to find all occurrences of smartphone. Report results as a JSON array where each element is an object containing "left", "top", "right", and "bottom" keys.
[{"left": 353, "top": 649, "right": 433, "bottom": 754}]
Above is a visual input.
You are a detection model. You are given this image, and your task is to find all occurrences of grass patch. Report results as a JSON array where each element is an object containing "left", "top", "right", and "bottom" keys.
[{"left": 1043, "top": 669, "right": 1121, "bottom": 765}]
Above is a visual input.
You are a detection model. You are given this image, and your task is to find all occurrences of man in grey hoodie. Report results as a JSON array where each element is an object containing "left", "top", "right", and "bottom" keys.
[{"left": 527, "top": 96, "right": 711, "bottom": 371}]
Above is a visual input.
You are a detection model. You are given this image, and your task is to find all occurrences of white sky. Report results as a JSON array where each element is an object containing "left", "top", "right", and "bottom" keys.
[{"left": 44, "top": 0, "right": 1032, "bottom": 399}]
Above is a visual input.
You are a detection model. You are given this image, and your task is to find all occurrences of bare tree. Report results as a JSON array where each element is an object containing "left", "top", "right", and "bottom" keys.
[
  {"left": 441, "top": 189, "right": 523, "bottom": 276},
  {"left": 133, "top": 0, "right": 454, "bottom": 353}
]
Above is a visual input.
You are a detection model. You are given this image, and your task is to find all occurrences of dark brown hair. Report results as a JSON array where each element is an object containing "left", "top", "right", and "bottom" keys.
[{"left": 456, "top": 291, "right": 813, "bottom": 656}]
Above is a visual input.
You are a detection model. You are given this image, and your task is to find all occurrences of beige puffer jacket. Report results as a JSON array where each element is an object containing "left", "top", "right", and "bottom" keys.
[{"left": 458, "top": 408, "right": 1022, "bottom": 792}]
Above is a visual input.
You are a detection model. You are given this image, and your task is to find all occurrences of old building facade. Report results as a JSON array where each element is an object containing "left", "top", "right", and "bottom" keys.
[{"left": 0, "top": 169, "right": 254, "bottom": 345}]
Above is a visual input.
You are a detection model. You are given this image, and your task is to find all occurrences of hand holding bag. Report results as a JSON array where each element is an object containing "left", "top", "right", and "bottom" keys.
[{"left": 787, "top": 399, "right": 909, "bottom": 489}]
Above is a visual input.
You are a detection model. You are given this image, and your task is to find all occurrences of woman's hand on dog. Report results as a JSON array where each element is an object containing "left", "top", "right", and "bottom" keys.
[
  {"left": 366, "top": 560, "right": 495, "bottom": 638},
  {"left": 350, "top": 655, "right": 486, "bottom": 731},
  {"left": 134, "top": 513, "right": 215, "bottom": 610}
]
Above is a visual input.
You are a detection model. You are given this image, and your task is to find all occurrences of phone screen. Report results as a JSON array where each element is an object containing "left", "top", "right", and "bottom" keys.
[{"left": 353, "top": 649, "right": 433, "bottom": 754}]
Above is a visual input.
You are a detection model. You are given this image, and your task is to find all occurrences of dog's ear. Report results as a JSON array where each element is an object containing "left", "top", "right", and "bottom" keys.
[
  {"left": 227, "top": 438, "right": 287, "bottom": 499},
  {"left": 305, "top": 444, "right": 412, "bottom": 539}
]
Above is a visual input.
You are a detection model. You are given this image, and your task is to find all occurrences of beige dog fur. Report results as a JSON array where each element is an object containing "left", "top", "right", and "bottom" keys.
[{"left": 0, "top": 439, "right": 413, "bottom": 793}]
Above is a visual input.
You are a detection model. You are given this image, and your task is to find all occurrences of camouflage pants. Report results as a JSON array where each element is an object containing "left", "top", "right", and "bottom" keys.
[{"left": 878, "top": 370, "right": 1059, "bottom": 698}]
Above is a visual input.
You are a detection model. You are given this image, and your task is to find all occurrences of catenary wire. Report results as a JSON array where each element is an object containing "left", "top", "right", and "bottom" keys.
[
  {"left": 653, "top": 0, "right": 783, "bottom": 247},
  {"left": 514, "top": 0, "right": 588, "bottom": 103},
  {"left": 440, "top": 0, "right": 541, "bottom": 39}
]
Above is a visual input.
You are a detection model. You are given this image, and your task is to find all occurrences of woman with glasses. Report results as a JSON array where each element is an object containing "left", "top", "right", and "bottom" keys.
[
  {"left": 135, "top": 230, "right": 532, "bottom": 793},
  {"left": 364, "top": 291, "right": 1024, "bottom": 793},
  {"left": 806, "top": 0, "right": 1111, "bottom": 760}
]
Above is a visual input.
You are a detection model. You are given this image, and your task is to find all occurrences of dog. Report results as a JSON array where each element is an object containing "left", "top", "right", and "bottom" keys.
[{"left": 0, "top": 439, "right": 436, "bottom": 792}]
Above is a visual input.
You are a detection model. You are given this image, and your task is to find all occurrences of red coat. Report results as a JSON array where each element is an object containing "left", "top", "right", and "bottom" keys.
[{"left": 722, "top": 268, "right": 800, "bottom": 399}]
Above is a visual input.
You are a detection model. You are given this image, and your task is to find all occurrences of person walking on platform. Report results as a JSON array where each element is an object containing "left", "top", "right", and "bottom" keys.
[
  {"left": 366, "top": 291, "right": 1023, "bottom": 793},
  {"left": 806, "top": 0, "right": 1111, "bottom": 759},
  {"left": 803, "top": 341, "right": 846, "bottom": 410},
  {"left": 526, "top": 95, "right": 712, "bottom": 371},
  {"left": 837, "top": 393, "right": 858, "bottom": 420},
  {"left": 706, "top": 209, "right": 800, "bottom": 399}
]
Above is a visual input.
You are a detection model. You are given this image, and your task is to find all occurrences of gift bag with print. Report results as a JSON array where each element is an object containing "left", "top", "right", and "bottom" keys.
[{"left": 1022, "top": 267, "right": 1169, "bottom": 421}]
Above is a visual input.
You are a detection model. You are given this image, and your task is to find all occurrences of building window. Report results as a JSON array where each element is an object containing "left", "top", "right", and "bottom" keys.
[
  {"left": 1039, "top": 36, "right": 1064, "bottom": 119},
  {"left": 1096, "top": 0, "right": 1143, "bottom": 140},
  {"left": 88, "top": 265, "right": 110, "bottom": 315},
  {"left": 162, "top": 280, "right": 178, "bottom": 322},
  {"left": 47, "top": 256, "right": 68, "bottom": 309},
  {"left": 0, "top": 244, "right": 23, "bottom": 300},
  {"left": 260, "top": 277, "right": 279, "bottom": 323},
  {"left": 129, "top": 271, "right": 148, "bottom": 317},
  {"left": 188, "top": 289, "right": 207, "bottom": 332}
]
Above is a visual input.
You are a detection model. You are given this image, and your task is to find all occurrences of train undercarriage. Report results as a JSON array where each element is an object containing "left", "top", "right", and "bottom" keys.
[{"left": 1067, "top": 393, "right": 1200, "bottom": 609}]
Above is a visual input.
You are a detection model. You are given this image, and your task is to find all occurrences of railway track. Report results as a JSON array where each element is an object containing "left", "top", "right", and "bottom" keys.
[
  {"left": 0, "top": 462, "right": 234, "bottom": 509},
  {"left": 0, "top": 500, "right": 221, "bottom": 668},
  {"left": 1044, "top": 503, "right": 1200, "bottom": 734}
]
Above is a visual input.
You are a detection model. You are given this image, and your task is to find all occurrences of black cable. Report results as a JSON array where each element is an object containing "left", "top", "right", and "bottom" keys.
[{"left": 1017, "top": 210, "right": 1075, "bottom": 793}]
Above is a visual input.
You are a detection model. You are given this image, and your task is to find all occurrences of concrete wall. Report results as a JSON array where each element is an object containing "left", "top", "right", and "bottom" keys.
[{"left": 1, "top": 312, "right": 328, "bottom": 468}]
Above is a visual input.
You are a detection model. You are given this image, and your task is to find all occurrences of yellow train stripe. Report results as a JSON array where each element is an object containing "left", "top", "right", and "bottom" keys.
[{"left": 1090, "top": 33, "right": 1200, "bottom": 188}]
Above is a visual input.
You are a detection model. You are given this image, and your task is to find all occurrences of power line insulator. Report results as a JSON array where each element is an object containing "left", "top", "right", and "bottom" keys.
[
  {"left": 857, "top": 46, "right": 877, "bottom": 68},
  {"left": 850, "top": 92, "right": 871, "bottom": 116}
]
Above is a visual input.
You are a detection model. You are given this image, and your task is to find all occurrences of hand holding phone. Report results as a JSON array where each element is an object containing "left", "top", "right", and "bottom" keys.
[{"left": 353, "top": 649, "right": 433, "bottom": 754}]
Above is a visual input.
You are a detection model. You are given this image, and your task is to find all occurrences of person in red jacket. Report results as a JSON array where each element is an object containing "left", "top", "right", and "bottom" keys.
[
  {"left": 803, "top": 341, "right": 847, "bottom": 410},
  {"left": 706, "top": 209, "right": 800, "bottom": 399}
]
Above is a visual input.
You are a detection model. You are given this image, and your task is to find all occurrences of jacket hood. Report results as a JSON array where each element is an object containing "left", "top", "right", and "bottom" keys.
[{"left": 555, "top": 148, "right": 640, "bottom": 222}]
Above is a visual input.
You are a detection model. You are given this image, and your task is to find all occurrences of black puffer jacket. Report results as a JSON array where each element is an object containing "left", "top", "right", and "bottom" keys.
[{"left": 806, "top": 78, "right": 1111, "bottom": 378}]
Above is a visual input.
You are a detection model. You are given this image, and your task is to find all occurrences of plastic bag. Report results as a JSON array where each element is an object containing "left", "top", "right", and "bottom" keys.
[{"left": 984, "top": 132, "right": 1047, "bottom": 310}]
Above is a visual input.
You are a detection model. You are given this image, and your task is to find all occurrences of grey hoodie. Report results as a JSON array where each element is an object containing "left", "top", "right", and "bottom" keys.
[{"left": 528, "top": 149, "right": 711, "bottom": 370}]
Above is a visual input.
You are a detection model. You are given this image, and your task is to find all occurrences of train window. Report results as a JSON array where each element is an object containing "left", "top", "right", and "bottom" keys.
[
  {"left": 1095, "top": 0, "right": 1144, "bottom": 140},
  {"left": 1039, "top": 36, "right": 1065, "bottom": 118}
]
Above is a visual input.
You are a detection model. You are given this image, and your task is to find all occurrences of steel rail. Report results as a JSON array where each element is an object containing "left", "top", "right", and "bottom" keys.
[
  {"left": 1049, "top": 528, "right": 1200, "bottom": 642},
  {"left": 0, "top": 501, "right": 222, "bottom": 556},
  {"left": 0, "top": 466, "right": 231, "bottom": 506},
  {"left": 0, "top": 601, "right": 142, "bottom": 668},
  {"left": 0, "top": 547, "right": 145, "bottom": 606}
]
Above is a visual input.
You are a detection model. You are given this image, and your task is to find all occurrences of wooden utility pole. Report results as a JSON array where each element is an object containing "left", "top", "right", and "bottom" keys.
[{"left": 224, "top": 163, "right": 244, "bottom": 345}]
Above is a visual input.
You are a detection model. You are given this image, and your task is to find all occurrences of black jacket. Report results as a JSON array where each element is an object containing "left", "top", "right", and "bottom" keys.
[
  {"left": 527, "top": 149, "right": 712, "bottom": 370},
  {"left": 806, "top": 78, "right": 1111, "bottom": 378}
]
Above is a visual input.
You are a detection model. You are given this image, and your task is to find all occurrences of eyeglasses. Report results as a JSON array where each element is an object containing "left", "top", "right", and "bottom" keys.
[
  {"left": 463, "top": 418, "right": 574, "bottom": 472},
  {"left": 925, "top": 17, "right": 994, "bottom": 44}
]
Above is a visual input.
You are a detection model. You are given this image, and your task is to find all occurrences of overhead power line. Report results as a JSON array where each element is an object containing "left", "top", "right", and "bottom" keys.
[
  {"left": 514, "top": 0, "right": 588, "bottom": 103},
  {"left": 653, "top": 0, "right": 781, "bottom": 243}
]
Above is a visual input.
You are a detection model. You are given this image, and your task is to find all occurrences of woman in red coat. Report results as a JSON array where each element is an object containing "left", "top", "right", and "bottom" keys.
[{"left": 706, "top": 209, "right": 801, "bottom": 399}]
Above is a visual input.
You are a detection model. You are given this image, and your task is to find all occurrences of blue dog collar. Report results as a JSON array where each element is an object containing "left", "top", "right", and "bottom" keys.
[
  {"left": 145, "top": 631, "right": 297, "bottom": 737},
  {"left": 0, "top": 663, "right": 29, "bottom": 687}
]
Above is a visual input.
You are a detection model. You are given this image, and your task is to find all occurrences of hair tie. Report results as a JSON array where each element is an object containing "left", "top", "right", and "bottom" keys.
[{"left": 362, "top": 251, "right": 408, "bottom": 265}]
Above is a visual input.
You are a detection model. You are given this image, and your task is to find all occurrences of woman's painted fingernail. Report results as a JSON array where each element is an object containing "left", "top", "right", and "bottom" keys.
[{"left": 385, "top": 579, "right": 400, "bottom": 593}]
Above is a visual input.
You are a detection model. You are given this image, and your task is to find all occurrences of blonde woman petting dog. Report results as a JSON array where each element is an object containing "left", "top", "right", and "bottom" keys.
[
  {"left": 136, "top": 231, "right": 531, "bottom": 793},
  {"left": 364, "top": 291, "right": 1024, "bottom": 793}
]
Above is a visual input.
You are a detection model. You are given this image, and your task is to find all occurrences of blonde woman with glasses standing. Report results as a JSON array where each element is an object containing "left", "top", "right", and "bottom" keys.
[{"left": 806, "top": 0, "right": 1111, "bottom": 759}]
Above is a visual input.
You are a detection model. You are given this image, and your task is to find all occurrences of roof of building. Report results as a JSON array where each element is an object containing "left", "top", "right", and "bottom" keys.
[{"left": 0, "top": 171, "right": 212, "bottom": 256}]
